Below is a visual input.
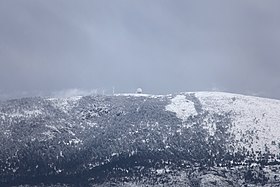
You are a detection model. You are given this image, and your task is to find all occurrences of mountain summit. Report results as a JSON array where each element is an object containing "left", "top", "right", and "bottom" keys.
[{"left": 1, "top": 92, "right": 280, "bottom": 186}]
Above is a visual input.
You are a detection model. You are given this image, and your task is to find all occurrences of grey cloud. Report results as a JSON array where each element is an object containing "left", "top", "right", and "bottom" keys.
[{"left": 0, "top": 0, "right": 280, "bottom": 99}]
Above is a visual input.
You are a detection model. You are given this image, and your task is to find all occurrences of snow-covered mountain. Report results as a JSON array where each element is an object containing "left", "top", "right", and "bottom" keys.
[{"left": 1, "top": 92, "right": 280, "bottom": 186}]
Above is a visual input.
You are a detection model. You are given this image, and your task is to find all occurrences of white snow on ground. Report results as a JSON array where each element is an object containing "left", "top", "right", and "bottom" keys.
[
  {"left": 23, "top": 109, "right": 42, "bottom": 116},
  {"left": 195, "top": 91, "right": 280, "bottom": 153},
  {"left": 0, "top": 109, "right": 42, "bottom": 118},
  {"left": 41, "top": 130, "right": 55, "bottom": 140},
  {"left": 115, "top": 93, "right": 165, "bottom": 98},
  {"left": 165, "top": 95, "right": 197, "bottom": 122},
  {"left": 4, "top": 112, "right": 24, "bottom": 118},
  {"left": 47, "top": 96, "right": 82, "bottom": 112},
  {"left": 67, "top": 138, "right": 83, "bottom": 145},
  {"left": 115, "top": 93, "right": 152, "bottom": 97}
]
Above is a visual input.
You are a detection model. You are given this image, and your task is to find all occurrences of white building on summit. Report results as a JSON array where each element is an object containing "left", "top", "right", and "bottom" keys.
[{"left": 136, "top": 88, "right": 143, "bottom": 94}]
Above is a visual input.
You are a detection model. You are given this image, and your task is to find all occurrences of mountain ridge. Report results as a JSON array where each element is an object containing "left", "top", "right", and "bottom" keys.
[{"left": 1, "top": 91, "right": 280, "bottom": 186}]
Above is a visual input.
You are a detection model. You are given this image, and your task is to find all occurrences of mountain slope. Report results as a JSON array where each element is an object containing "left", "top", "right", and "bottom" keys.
[{"left": 0, "top": 92, "right": 280, "bottom": 186}]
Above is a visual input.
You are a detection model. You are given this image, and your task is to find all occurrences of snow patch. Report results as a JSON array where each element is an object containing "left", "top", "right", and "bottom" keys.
[{"left": 165, "top": 95, "right": 197, "bottom": 121}]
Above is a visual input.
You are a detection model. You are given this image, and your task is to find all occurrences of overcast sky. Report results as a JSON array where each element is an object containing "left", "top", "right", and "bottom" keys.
[{"left": 0, "top": 0, "right": 280, "bottom": 100}]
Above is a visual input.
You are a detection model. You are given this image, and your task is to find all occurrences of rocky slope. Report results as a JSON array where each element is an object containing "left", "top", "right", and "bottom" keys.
[{"left": 0, "top": 92, "right": 280, "bottom": 186}]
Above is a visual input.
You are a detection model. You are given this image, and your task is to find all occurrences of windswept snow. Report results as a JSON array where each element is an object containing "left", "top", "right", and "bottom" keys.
[
  {"left": 165, "top": 95, "right": 197, "bottom": 121},
  {"left": 195, "top": 91, "right": 280, "bottom": 153}
]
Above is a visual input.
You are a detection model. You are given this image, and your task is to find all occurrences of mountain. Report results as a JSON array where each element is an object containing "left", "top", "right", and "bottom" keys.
[{"left": 1, "top": 92, "right": 280, "bottom": 187}]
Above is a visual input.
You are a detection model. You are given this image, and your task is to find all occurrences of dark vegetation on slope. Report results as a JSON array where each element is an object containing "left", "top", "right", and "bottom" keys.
[{"left": 0, "top": 95, "right": 279, "bottom": 186}]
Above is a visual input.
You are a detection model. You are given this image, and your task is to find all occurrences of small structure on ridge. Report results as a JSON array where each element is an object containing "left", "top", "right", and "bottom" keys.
[{"left": 136, "top": 88, "right": 143, "bottom": 94}]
